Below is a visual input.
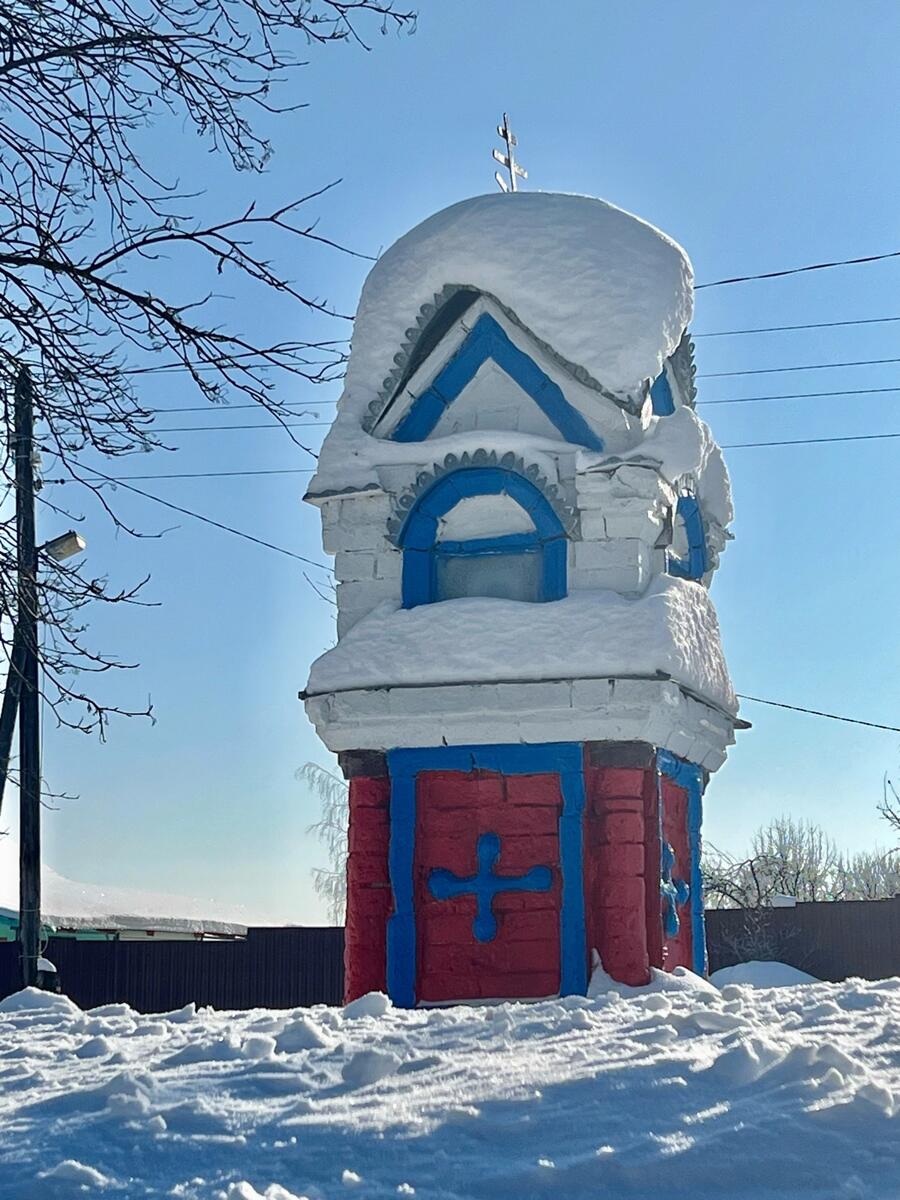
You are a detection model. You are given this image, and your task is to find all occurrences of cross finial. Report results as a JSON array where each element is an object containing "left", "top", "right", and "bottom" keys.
[{"left": 492, "top": 112, "right": 527, "bottom": 193}]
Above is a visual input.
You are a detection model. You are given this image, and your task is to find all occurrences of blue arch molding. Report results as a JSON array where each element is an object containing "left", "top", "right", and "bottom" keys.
[
  {"left": 398, "top": 466, "right": 568, "bottom": 608},
  {"left": 386, "top": 742, "right": 588, "bottom": 1008},
  {"left": 668, "top": 494, "right": 708, "bottom": 581},
  {"left": 390, "top": 312, "right": 605, "bottom": 451},
  {"left": 658, "top": 749, "right": 707, "bottom": 976},
  {"left": 650, "top": 369, "right": 675, "bottom": 416}
]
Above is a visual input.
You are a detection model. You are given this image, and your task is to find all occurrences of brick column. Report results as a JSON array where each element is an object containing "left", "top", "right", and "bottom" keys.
[
  {"left": 343, "top": 772, "right": 391, "bottom": 1002},
  {"left": 584, "top": 744, "right": 658, "bottom": 986}
]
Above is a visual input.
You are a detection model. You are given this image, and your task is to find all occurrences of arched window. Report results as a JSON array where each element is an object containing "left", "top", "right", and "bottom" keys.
[
  {"left": 668, "top": 494, "right": 707, "bottom": 580},
  {"left": 398, "top": 467, "right": 568, "bottom": 608}
]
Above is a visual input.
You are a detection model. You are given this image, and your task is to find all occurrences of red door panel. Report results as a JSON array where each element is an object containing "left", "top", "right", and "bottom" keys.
[{"left": 414, "top": 769, "right": 562, "bottom": 1003}]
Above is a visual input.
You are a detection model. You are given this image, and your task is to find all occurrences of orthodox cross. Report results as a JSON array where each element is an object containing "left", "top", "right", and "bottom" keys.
[
  {"left": 492, "top": 112, "right": 528, "bottom": 193},
  {"left": 429, "top": 832, "right": 552, "bottom": 943},
  {"left": 660, "top": 842, "right": 690, "bottom": 938}
]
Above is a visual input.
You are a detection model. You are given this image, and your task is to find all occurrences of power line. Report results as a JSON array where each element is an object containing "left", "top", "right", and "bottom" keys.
[
  {"left": 696, "top": 249, "right": 900, "bottom": 289},
  {"left": 61, "top": 467, "right": 317, "bottom": 482},
  {"left": 149, "top": 421, "right": 330, "bottom": 433},
  {"left": 722, "top": 431, "right": 900, "bottom": 449},
  {"left": 694, "top": 314, "right": 900, "bottom": 338},
  {"left": 698, "top": 357, "right": 900, "bottom": 379},
  {"left": 737, "top": 694, "right": 900, "bottom": 733},
  {"left": 77, "top": 465, "right": 330, "bottom": 570},
  {"left": 697, "top": 386, "right": 900, "bottom": 407}
]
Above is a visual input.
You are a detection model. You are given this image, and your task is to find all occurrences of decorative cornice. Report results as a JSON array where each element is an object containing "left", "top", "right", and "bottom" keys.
[
  {"left": 386, "top": 449, "right": 579, "bottom": 546},
  {"left": 668, "top": 332, "right": 697, "bottom": 408}
]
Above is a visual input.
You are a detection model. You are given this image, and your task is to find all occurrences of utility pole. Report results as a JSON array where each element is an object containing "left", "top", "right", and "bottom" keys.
[{"left": 14, "top": 365, "right": 41, "bottom": 989}]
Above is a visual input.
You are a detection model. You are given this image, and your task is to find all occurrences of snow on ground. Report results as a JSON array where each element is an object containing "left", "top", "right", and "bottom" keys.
[
  {"left": 710, "top": 961, "right": 820, "bottom": 989},
  {"left": 307, "top": 575, "right": 737, "bottom": 714},
  {"left": 3, "top": 973, "right": 900, "bottom": 1200}
]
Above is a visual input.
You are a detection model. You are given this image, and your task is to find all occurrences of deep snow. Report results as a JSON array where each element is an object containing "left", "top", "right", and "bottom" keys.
[
  {"left": 306, "top": 575, "right": 737, "bottom": 714},
  {"left": 3, "top": 972, "right": 900, "bottom": 1200}
]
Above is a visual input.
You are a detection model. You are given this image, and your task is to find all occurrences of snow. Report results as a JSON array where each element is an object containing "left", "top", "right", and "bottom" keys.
[
  {"left": 4, "top": 976, "right": 900, "bottom": 1198},
  {"left": 312, "top": 192, "right": 692, "bottom": 496},
  {"left": 307, "top": 574, "right": 738, "bottom": 714},
  {"left": 710, "top": 961, "right": 820, "bottom": 989},
  {"left": 580, "top": 405, "right": 734, "bottom": 532},
  {"left": 0, "top": 836, "right": 281, "bottom": 934}
]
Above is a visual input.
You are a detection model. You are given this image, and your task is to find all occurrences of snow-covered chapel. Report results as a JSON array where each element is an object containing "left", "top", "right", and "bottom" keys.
[{"left": 303, "top": 192, "right": 743, "bottom": 1006}]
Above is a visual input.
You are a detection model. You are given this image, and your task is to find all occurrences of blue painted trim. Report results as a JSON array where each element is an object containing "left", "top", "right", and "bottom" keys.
[
  {"left": 658, "top": 750, "right": 707, "bottom": 976},
  {"left": 386, "top": 742, "right": 588, "bottom": 1006},
  {"left": 650, "top": 369, "right": 675, "bottom": 416},
  {"left": 391, "top": 313, "right": 604, "bottom": 450},
  {"left": 386, "top": 770, "right": 417, "bottom": 1008},
  {"left": 429, "top": 832, "right": 552, "bottom": 943},
  {"left": 668, "top": 494, "right": 708, "bottom": 581},
  {"left": 398, "top": 467, "right": 568, "bottom": 608}
]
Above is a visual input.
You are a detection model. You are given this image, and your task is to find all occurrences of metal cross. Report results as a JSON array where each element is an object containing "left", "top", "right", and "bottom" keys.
[
  {"left": 428, "top": 832, "right": 552, "bottom": 942},
  {"left": 660, "top": 841, "right": 690, "bottom": 938},
  {"left": 492, "top": 112, "right": 528, "bottom": 193}
]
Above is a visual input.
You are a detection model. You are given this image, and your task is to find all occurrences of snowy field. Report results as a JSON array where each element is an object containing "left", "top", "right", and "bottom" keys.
[{"left": 2, "top": 971, "right": 900, "bottom": 1200}]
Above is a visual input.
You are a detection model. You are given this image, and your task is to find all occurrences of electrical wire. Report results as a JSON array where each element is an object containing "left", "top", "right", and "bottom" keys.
[
  {"left": 52, "top": 467, "right": 318, "bottom": 482},
  {"left": 695, "top": 249, "right": 900, "bottom": 289},
  {"left": 737, "top": 694, "right": 900, "bottom": 733},
  {"left": 694, "top": 315, "right": 900, "bottom": 337},
  {"left": 77, "top": 464, "right": 330, "bottom": 570},
  {"left": 696, "top": 386, "right": 900, "bottom": 407},
  {"left": 698, "top": 357, "right": 900, "bottom": 379},
  {"left": 147, "top": 421, "right": 330, "bottom": 433},
  {"left": 721, "top": 431, "right": 900, "bottom": 449}
]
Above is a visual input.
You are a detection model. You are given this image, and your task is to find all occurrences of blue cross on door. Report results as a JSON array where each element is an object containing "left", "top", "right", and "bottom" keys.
[
  {"left": 660, "top": 841, "right": 690, "bottom": 938},
  {"left": 428, "top": 832, "right": 553, "bottom": 943}
]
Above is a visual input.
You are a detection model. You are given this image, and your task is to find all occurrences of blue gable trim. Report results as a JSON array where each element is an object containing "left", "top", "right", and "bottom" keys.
[
  {"left": 390, "top": 313, "right": 604, "bottom": 451},
  {"left": 386, "top": 742, "right": 588, "bottom": 1007},
  {"left": 658, "top": 749, "right": 707, "bottom": 976},
  {"left": 650, "top": 369, "right": 675, "bottom": 416},
  {"left": 668, "top": 494, "right": 708, "bottom": 581},
  {"left": 398, "top": 466, "right": 568, "bottom": 608}
]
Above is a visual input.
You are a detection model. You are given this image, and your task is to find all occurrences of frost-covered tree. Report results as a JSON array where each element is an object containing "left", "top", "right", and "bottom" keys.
[
  {"left": 298, "top": 761, "right": 347, "bottom": 923},
  {"left": 705, "top": 816, "right": 900, "bottom": 908}
]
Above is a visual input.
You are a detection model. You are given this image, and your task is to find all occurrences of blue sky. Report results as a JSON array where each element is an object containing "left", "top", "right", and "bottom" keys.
[{"left": 8, "top": 0, "right": 899, "bottom": 922}]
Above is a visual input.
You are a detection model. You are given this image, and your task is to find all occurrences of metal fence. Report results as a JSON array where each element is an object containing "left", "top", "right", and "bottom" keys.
[
  {"left": 0, "top": 926, "right": 344, "bottom": 1011},
  {"left": 705, "top": 897, "right": 900, "bottom": 982},
  {"left": 1, "top": 900, "right": 898, "bottom": 1012}
]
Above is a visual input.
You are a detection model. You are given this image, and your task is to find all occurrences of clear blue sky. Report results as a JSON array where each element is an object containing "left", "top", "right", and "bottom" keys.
[{"left": 10, "top": 0, "right": 900, "bottom": 922}]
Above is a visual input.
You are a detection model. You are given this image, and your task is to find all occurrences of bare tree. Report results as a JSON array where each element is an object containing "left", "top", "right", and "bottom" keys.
[
  {"left": 0, "top": 0, "right": 415, "bottom": 739},
  {"left": 705, "top": 816, "right": 900, "bottom": 909},
  {"left": 704, "top": 817, "right": 846, "bottom": 908},
  {"left": 879, "top": 770, "right": 900, "bottom": 839},
  {"left": 298, "top": 760, "right": 347, "bottom": 923}
]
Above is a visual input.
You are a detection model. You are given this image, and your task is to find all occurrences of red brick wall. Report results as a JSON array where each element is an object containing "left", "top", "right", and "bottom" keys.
[
  {"left": 344, "top": 776, "right": 391, "bottom": 1003},
  {"left": 583, "top": 760, "right": 658, "bottom": 986},
  {"left": 660, "top": 776, "right": 693, "bottom": 971}
]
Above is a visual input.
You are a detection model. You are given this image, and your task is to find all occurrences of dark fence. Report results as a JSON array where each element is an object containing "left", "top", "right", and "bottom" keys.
[
  {"left": 2, "top": 901, "right": 898, "bottom": 1011},
  {"left": 705, "top": 897, "right": 900, "bottom": 982},
  {"left": 0, "top": 926, "right": 344, "bottom": 1012}
]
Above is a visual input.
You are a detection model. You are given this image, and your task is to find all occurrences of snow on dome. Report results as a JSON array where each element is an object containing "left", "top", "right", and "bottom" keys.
[
  {"left": 347, "top": 191, "right": 692, "bottom": 409},
  {"left": 311, "top": 192, "right": 693, "bottom": 496}
]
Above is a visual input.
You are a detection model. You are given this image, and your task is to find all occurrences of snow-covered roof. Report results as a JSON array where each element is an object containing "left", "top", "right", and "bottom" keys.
[
  {"left": 310, "top": 192, "right": 693, "bottom": 496},
  {"left": 307, "top": 576, "right": 737, "bottom": 715}
]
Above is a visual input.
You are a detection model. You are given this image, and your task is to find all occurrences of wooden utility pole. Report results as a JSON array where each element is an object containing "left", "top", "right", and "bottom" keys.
[{"left": 14, "top": 365, "right": 41, "bottom": 989}]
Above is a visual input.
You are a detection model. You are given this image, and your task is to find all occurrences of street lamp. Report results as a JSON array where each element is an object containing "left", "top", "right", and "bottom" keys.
[{"left": 42, "top": 531, "right": 87, "bottom": 563}]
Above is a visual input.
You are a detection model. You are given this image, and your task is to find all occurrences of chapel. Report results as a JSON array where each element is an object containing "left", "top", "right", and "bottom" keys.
[{"left": 303, "top": 191, "right": 742, "bottom": 1006}]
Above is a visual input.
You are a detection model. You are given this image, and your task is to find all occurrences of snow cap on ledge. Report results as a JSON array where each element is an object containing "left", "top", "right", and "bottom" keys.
[
  {"left": 347, "top": 191, "right": 693, "bottom": 409},
  {"left": 306, "top": 576, "right": 737, "bottom": 716}
]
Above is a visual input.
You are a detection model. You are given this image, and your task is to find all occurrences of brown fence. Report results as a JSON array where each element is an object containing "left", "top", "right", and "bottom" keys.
[
  {"left": 0, "top": 926, "right": 344, "bottom": 1012},
  {"left": 705, "top": 897, "right": 900, "bottom": 982},
  {"left": 2, "top": 901, "right": 898, "bottom": 1011}
]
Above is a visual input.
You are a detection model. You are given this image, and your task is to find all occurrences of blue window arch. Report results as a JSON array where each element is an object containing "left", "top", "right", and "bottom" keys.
[
  {"left": 668, "top": 494, "right": 707, "bottom": 580},
  {"left": 398, "top": 467, "right": 568, "bottom": 608}
]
